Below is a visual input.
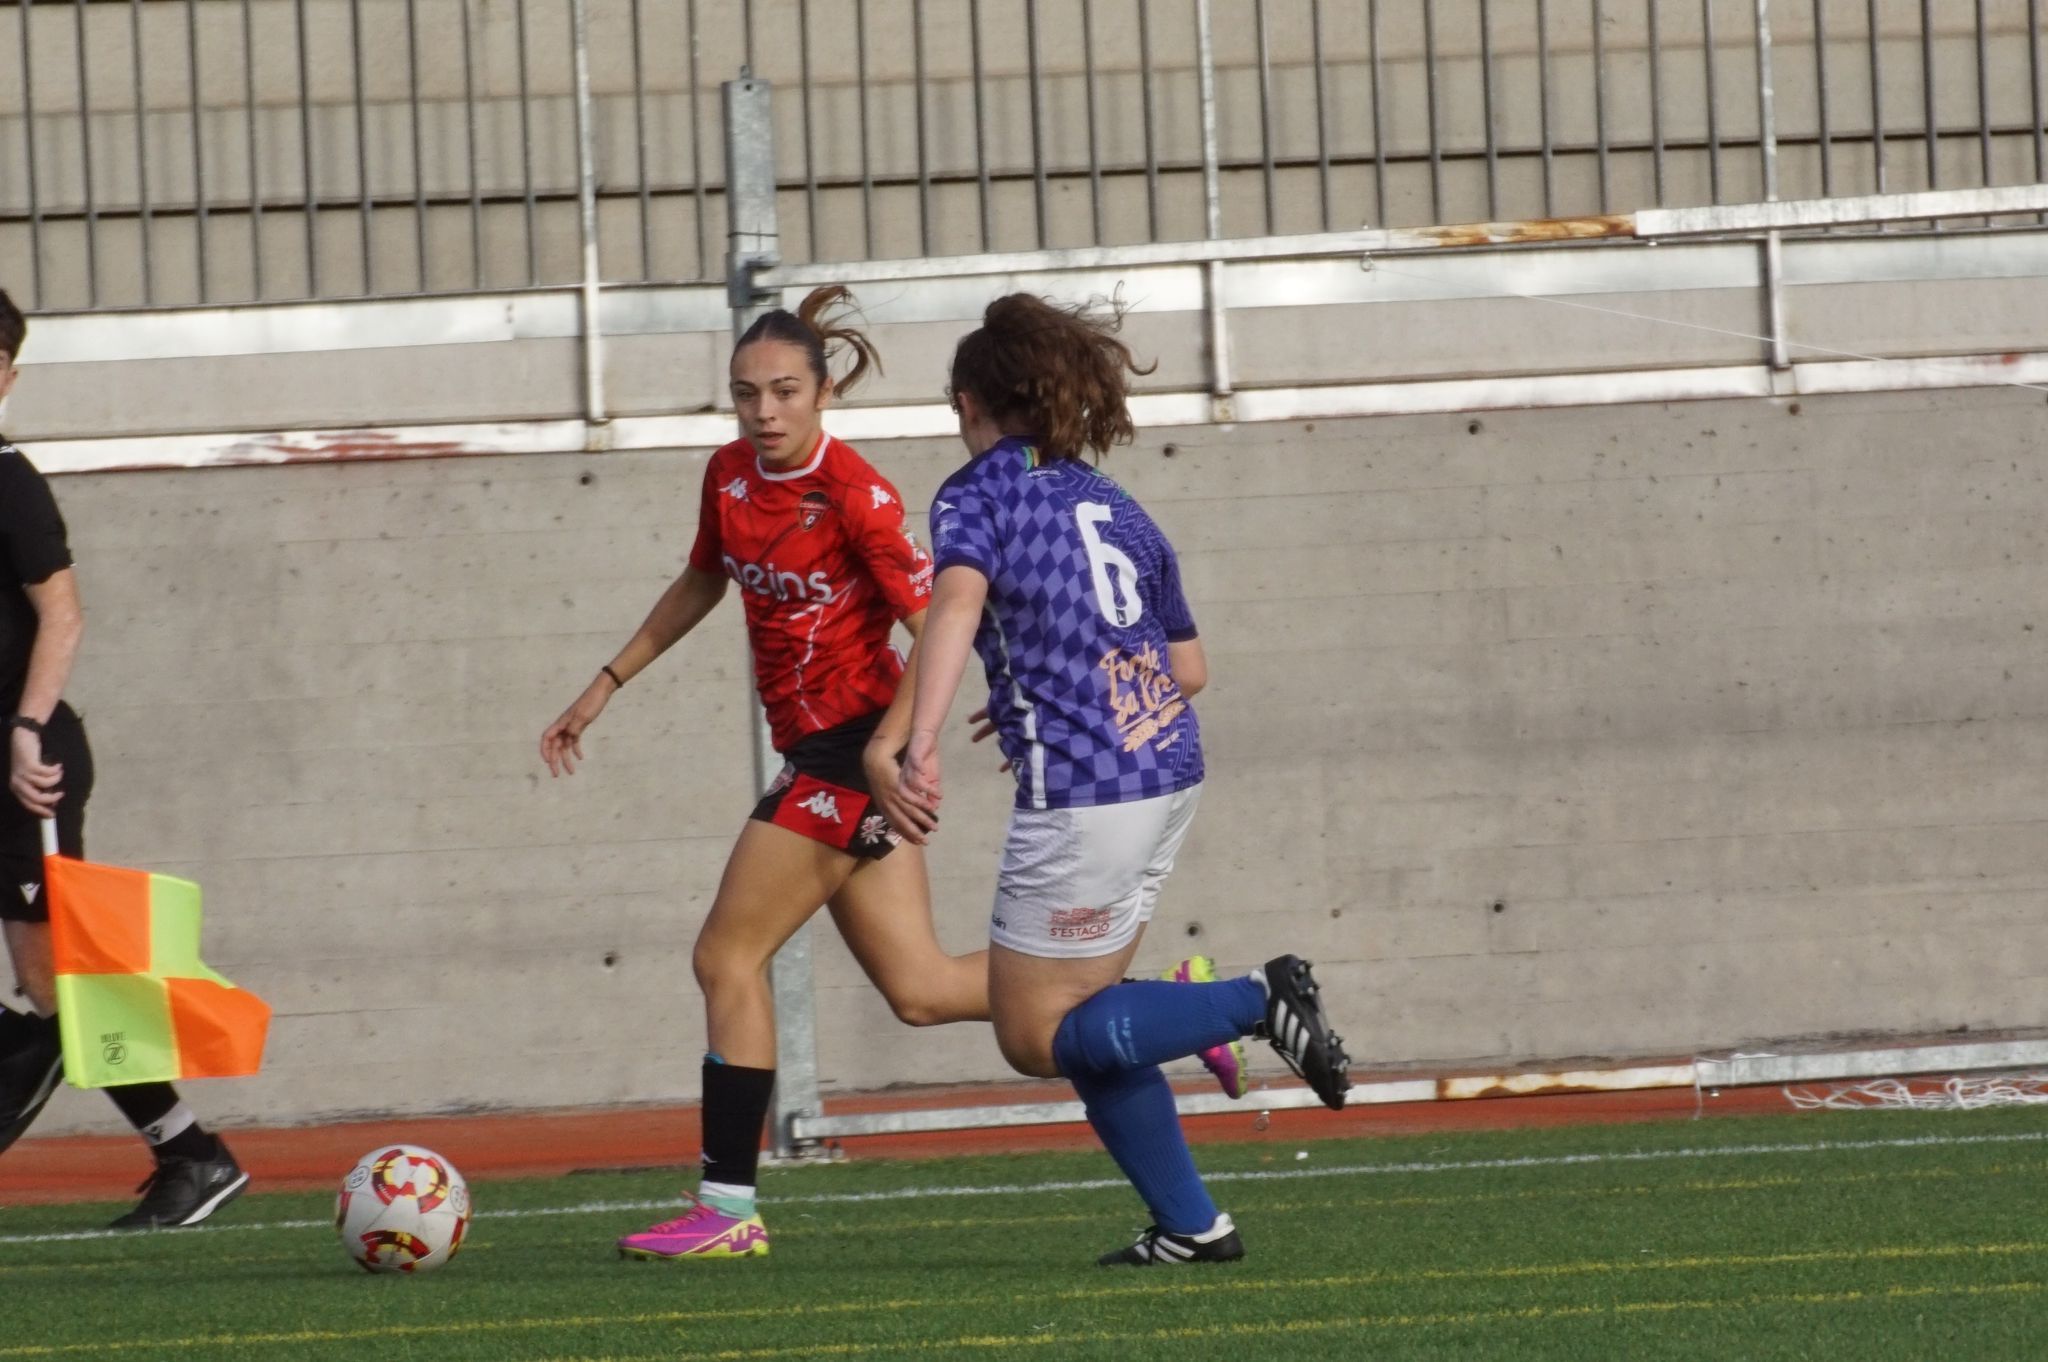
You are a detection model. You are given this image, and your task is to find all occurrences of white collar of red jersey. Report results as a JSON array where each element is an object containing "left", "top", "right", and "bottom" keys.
[{"left": 754, "top": 431, "right": 833, "bottom": 482}]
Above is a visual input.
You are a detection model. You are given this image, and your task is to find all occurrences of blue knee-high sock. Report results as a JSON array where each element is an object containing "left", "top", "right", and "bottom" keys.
[
  {"left": 1052, "top": 978, "right": 1265, "bottom": 1077},
  {"left": 1067, "top": 1062, "right": 1219, "bottom": 1236}
]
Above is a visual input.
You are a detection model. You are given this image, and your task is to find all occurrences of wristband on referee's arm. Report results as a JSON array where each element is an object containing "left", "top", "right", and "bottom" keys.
[
  {"left": 601, "top": 665, "right": 626, "bottom": 689},
  {"left": 4, "top": 715, "right": 44, "bottom": 737}
]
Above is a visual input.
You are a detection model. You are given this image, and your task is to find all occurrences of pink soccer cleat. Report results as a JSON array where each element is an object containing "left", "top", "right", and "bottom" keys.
[
  {"left": 1166, "top": 956, "right": 1251, "bottom": 1101},
  {"left": 617, "top": 1192, "right": 770, "bottom": 1261}
]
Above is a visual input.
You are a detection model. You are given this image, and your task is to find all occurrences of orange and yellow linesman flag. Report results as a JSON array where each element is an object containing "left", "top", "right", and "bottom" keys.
[{"left": 44, "top": 849, "right": 269, "bottom": 1089}]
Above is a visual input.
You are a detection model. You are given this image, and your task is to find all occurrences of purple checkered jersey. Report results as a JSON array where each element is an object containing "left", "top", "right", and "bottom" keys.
[{"left": 930, "top": 435, "right": 1204, "bottom": 810}]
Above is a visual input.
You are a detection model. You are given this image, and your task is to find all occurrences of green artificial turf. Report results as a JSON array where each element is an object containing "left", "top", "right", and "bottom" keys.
[{"left": 3, "top": 1106, "right": 2044, "bottom": 1361}]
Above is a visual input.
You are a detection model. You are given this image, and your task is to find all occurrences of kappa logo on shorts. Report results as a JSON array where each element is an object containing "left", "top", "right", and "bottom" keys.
[
  {"left": 1047, "top": 905, "right": 1114, "bottom": 940},
  {"left": 799, "top": 790, "right": 843, "bottom": 824},
  {"left": 18, "top": 882, "right": 37, "bottom": 904},
  {"left": 858, "top": 813, "right": 901, "bottom": 847}
]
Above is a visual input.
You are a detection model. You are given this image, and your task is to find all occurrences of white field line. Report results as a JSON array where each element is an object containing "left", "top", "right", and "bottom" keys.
[{"left": 0, "top": 1127, "right": 2042, "bottom": 1249}]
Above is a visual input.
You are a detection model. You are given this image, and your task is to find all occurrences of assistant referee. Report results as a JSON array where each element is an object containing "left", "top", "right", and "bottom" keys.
[{"left": 0, "top": 288, "right": 248, "bottom": 1229}]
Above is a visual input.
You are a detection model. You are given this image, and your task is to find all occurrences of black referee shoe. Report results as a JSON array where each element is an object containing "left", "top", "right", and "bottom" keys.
[
  {"left": 1259, "top": 955, "right": 1353, "bottom": 1111},
  {"left": 1098, "top": 1214, "right": 1246, "bottom": 1267},
  {"left": 0, "top": 1009, "right": 63, "bottom": 1157},
  {"left": 108, "top": 1141, "right": 250, "bottom": 1230}
]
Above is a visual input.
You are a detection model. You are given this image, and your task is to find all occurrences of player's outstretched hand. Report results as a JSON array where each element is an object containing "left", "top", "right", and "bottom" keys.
[
  {"left": 540, "top": 677, "right": 613, "bottom": 777},
  {"left": 965, "top": 706, "right": 1013, "bottom": 773},
  {"left": 8, "top": 727, "right": 63, "bottom": 818},
  {"left": 865, "top": 739, "right": 938, "bottom": 846}
]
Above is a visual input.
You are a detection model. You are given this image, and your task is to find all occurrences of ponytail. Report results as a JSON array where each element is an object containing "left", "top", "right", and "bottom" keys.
[
  {"left": 734, "top": 285, "right": 883, "bottom": 397},
  {"left": 947, "top": 293, "right": 1153, "bottom": 460}
]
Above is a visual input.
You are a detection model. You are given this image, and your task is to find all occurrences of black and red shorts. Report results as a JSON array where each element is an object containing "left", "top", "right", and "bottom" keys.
[
  {"left": 0, "top": 703, "right": 94, "bottom": 924},
  {"left": 750, "top": 711, "right": 902, "bottom": 860}
]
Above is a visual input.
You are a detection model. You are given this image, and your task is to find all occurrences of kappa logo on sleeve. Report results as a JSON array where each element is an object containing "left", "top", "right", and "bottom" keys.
[
  {"left": 722, "top": 477, "right": 750, "bottom": 501},
  {"left": 870, "top": 484, "right": 896, "bottom": 508}
]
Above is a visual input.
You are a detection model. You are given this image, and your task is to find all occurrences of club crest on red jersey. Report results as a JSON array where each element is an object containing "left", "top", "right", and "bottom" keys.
[{"left": 799, "top": 490, "right": 831, "bottom": 530}]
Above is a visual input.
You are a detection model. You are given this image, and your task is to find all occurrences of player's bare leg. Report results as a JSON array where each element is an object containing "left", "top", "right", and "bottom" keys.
[
  {"left": 692, "top": 820, "right": 862, "bottom": 1065},
  {"left": 828, "top": 847, "right": 989, "bottom": 1026}
]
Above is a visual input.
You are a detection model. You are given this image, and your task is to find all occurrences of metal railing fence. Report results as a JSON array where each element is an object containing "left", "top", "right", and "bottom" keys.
[{"left": 2, "top": 0, "right": 2045, "bottom": 312}]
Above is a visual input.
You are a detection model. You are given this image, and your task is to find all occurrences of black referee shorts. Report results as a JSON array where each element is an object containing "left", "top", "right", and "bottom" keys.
[{"left": 0, "top": 704, "right": 93, "bottom": 925}]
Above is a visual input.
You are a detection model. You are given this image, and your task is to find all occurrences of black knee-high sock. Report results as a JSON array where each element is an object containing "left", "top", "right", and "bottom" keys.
[
  {"left": 0, "top": 1007, "right": 62, "bottom": 1122},
  {"left": 699, "top": 1058, "right": 777, "bottom": 1191},
  {"left": 102, "top": 1079, "right": 216, "bottom": 1162}
]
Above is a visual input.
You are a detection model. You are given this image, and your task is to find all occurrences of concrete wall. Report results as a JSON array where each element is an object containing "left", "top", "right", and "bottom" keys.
[
  {"left": 28, "top": 383, "right": 2048, "bottom": 1133},
  {"left": 5, "top": 0, "right": 2043, "bottom": 308}
]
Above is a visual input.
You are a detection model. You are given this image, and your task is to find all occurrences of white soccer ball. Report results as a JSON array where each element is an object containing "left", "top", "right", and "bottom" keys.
[{"left": 336, "top": 1144, "right": 473, "bottom": 1274}]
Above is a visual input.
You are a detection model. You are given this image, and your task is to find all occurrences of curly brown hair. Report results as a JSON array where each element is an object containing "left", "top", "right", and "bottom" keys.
[
  {"left": 948, "top": 293, "right": 1155, "bottom": 461},
  {"left": 733, "top": 284, "right": 883, "bottom": 397}
]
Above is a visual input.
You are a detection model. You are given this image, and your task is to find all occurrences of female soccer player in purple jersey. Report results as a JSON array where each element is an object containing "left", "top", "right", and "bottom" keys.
[{"left": 888, "top": 293, "right": 1355, "bottom": 1266}]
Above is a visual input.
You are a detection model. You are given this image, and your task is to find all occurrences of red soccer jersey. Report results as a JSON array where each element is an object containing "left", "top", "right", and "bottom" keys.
[{"left": 688, "top": 433, "right": 934, "bottom": 752}]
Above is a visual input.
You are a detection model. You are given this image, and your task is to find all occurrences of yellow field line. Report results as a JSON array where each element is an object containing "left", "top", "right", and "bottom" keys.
[
  {"left": 3, "top": 1240, "right": 2042, "bottom": 1357},
  {"left": 530, "top": 1279, "right": 2048, "bottom": 1362}
]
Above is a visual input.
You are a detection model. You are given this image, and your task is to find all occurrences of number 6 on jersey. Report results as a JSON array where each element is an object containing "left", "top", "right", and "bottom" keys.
[{"left": 1076, "top": 502, "right": 1144, "bottom": 627}]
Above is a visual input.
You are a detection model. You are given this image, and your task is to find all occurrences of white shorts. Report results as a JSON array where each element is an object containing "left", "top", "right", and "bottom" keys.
[{"left": 989, "top": 785, "right": 1203, "bottom": 960}]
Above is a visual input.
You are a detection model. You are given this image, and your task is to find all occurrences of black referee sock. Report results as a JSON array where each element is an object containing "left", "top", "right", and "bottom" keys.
[
  {"left": 699, "top": 1057, "right": 777, "bottom": 1197},
  {"left": 103, "top": 1081, "right": 218, "bottom": 1163}
]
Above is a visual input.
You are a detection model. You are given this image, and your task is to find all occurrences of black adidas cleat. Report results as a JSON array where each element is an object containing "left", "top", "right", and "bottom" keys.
[
  {"left": 1098, "top": 1213, "right": 1246, "bottom": 1267},
  {"left": 0, "top": 1009, "right": 63, "bottom": 1157},
  {"left": 1259, "top": 954, "right": 1353, "bottom": 1110},
  {"left": 108, "top": 1141, "right": 250, "bottom": 1230}
]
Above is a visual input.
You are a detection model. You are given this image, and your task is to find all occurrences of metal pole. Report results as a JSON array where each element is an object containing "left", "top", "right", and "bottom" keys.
[
  {"left": 241, "top": 0, "right": 262, "bottom": 299},
  {"left": 1313, "top": 0, "right": 1334, "bottom": 229},
  {"left": 1867, "top": 0, "right": 1886, "bottom": 196},
  {"left": 971, "top": 0, "right": 991, "bottom": 249},
  {"left": 133, "top": 0, "right": 153, "bottom": 305},
  {"left": 800, "top": 0, "right": 819, "bottom": 255},
  {"left": 1083, "top": 0, "right": 1104, "bottom": 244},
  {"left": 631, "top": 0, "right": 652, "bottom": 277},
  {"left": 1756, "top": 0, "right": 1787, "bottom": 372},
  {"left": 517, "top": 0, "right": 539, "bottom": 284},
  {"left": 1702, "top": 0, "right": 1722, "bottom": 203},
  {"left": 186, "top": 0, "right": 207, "bottom": 301},
  {"left": 407, "top": 0, "right": 428, "bottom": 291},
  {"left": 1811, "top": 0, "right": 1831, "bottom": 198},
  {"left": 1255, "top": 0, "right": 1277, "bottom": 232},
  {"left": 1479, "top": 0, "right": 1499, "bottom": 220},
  {"left": 462, "top": 0, "right": 483, "bottom": 288},
  {"left": 1139, "top": 0, "right": 1159, "bottom": 239},
  {"left": 1592, "top": 0, "right": 1610, "bottom": 212},
  {"left": 350, "top": 0, "right": 371, "bottom": 293},
  {"left": 570, "top": 0, "right": 606, "bottom": 426},
  {"left": 295, "top": 0, "right": 317, "bottom": 296},
  {"left": 856, "top": 0, "right": 874, "bottom": 258},
  {"left": 1026, "top": 0, "right": 1048, "bottom": 247},
  {"left": 688, "top": 0, "right": 709, "bottom": 279},
  {"left": 722, "top": 72, "right": 819, "bottom": 1164},
  {"left": 1539, "top": 0, "right": 1556, "bottom": 216},
  {"left": 19, "top": 0, "right": 43, "bottom": 307},
  {"left": 1973, "top": 0, "right": 1992, "bottom": 197},
  {"left": 1920, "top": 0, "right": 1937, "bottom": 189},
  {"left": 1196, "top": 0, "right": 1231, "bottom": 418},
  {"left": 1368, "top": 0, "right": 1386, "bottom": 225},
  {"left": 74, "top": 0, "right": 99, "bottom": 309},
  {"left": 1647, "top": 0, "right": 1665, "bottom": 204},
  {"left": 1196, "top": 0, "right": 1221, "bottom": 243},
  {"left": 1423, "top": 0, "right": 1443, "bottom": 223},
  {"left": 913, "top": 0, "right": 931, "bottom": 256},
  {"left": 2032, "top": 0, "right": 2047, "bottom": 219}
]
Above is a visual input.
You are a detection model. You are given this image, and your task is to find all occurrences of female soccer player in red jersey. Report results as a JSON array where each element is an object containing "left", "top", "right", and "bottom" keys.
[{"left": 539, "top": 288, "right": 987, "bottom": 1260}]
